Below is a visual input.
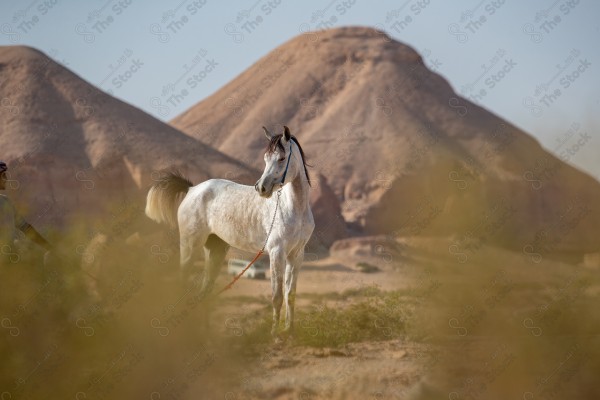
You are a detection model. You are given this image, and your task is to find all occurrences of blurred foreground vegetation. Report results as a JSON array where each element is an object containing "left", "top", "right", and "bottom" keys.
[{"left": 1, "top": 226, "right": 600, "bottom": 399}]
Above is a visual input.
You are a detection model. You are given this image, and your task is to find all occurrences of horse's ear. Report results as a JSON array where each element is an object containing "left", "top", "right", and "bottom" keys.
[
  {"left": 283, "top": 126, "right": 291, "bottom": 142},
  {"left": 263, "top": 126, "right": 272, "bottom": 140}
]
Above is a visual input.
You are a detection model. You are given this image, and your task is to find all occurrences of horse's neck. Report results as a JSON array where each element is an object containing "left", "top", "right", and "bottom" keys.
[{"left": 282, "top": 170, "right": 310, "bottom": 215}]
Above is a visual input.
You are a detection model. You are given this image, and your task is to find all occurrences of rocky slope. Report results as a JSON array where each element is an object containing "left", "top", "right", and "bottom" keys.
[{"left": 171, "top": 27, "right": 600, "bottom": 255}]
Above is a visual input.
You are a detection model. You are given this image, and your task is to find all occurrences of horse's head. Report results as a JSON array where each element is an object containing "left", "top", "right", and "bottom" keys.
[{"left": 255, "top": 126, "right": 309, "bottom": 198}]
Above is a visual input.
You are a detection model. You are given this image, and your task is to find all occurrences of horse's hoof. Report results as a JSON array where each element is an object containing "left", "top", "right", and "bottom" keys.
[{"left": 273, "top": 336, "right": 284, "bottom": 345}]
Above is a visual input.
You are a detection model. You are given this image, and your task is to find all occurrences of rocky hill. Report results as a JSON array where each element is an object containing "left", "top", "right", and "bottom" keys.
[
  {"left": 0, "top": 46, "right": 254, "bottom": 231},
  {"left": 171, "top": 27, "right": 600, "bottom": 255}
]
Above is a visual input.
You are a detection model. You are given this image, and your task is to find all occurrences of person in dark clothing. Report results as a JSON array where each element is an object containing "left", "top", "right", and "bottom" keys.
[{"left": 0, "top": 161, "right": 53, "bottom": 262}]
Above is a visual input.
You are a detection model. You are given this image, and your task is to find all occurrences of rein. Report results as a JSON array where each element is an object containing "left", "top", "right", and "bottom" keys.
[
  {"left": 280, "top": 143, "right": 293, "bottom": 185},
  {"left": 218, "top": 142, "right": 293, "bottom": 294}
]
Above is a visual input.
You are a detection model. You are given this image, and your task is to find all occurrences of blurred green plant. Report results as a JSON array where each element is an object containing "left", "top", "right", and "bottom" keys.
[{"left": 233, "top": 287, "right": 412, "bottom": 349}]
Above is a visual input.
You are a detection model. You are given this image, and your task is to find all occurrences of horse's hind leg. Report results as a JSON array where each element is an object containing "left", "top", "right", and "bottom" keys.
[
  {"left": 179, "top": 230, "right": 206, "bottom": 286},
  {"left": 199, "top": 234, "right": 229, "bottom": 296}
]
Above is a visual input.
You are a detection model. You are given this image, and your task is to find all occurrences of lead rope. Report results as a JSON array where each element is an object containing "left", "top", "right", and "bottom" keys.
[{"left": 218, "top": 188, "right": 282, "bottom": 294}]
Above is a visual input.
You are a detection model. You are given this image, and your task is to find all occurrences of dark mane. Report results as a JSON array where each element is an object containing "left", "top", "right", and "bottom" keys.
[{"left": 267, "top": 134, "right": 311, "bottom": 186}]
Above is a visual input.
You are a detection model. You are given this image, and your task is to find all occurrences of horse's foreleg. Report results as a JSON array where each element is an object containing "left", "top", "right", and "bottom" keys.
[
  {"left": 270, "top": 248, "right": 285, "bottom": 337},
  {"left": 283, "top": 248, "right": 303, "bottom": 336}
]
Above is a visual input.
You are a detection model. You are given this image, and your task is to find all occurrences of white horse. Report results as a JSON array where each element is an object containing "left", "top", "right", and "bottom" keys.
[{"left": 145, "top": 126, "right": 314, "bottom": 337}]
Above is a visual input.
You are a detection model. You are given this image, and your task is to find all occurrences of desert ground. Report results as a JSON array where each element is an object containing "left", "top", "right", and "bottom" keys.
[{"left": 2, "top": 234, "right": 599, "bottom": 400}]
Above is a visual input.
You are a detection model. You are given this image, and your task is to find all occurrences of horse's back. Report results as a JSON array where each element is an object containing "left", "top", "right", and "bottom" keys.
[
  {"left": 180, "top": 178, "right": 244, "bottom": 215},
  {"left": 178, "top": 179, "right": 262, "bottom": 249},
  {"left": 186, "top": 178, "right": 253, "bottom": 204}
]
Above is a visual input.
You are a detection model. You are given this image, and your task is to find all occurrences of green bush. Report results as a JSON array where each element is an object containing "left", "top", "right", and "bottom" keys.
[{"left": 235, "top": 289, "right": 411, "bottom": 348}]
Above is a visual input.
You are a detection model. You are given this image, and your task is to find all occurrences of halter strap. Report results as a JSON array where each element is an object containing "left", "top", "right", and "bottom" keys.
[{"left": 280, "top": 142, "right": 293, "bottom": 185}]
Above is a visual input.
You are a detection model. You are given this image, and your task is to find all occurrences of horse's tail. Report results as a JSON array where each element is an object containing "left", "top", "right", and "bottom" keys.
[{"left": 145, "top": 171, "right": 193, "bottom": 228}]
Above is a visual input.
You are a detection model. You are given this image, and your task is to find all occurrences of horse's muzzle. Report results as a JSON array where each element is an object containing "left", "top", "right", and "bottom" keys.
[
  {"left": 255, "top": 180, "right": 272, "bottom": 198},
  {"left": 255, "top": 181, "right": 265, "bottom": 195}
]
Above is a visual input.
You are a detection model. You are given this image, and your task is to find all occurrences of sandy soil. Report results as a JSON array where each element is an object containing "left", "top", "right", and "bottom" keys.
[
  {"left": 230, "top": 339, "right": 431, "bottom": 400},
  {"left": 202, "top": 240, "right": 600, "bottom": 400},
  {"left": 218, "top": 256, "right": 409, "bottom": 299}
]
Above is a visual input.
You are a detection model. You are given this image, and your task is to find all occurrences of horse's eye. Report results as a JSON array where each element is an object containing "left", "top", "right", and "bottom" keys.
[{"left": 278, "top": 157, "right": 285, "bottom": 162}]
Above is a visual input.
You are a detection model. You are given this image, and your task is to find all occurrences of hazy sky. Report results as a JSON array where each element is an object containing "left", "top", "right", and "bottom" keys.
[{"left": 0, "top": 0, "right": 598, "bottom": 179}]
